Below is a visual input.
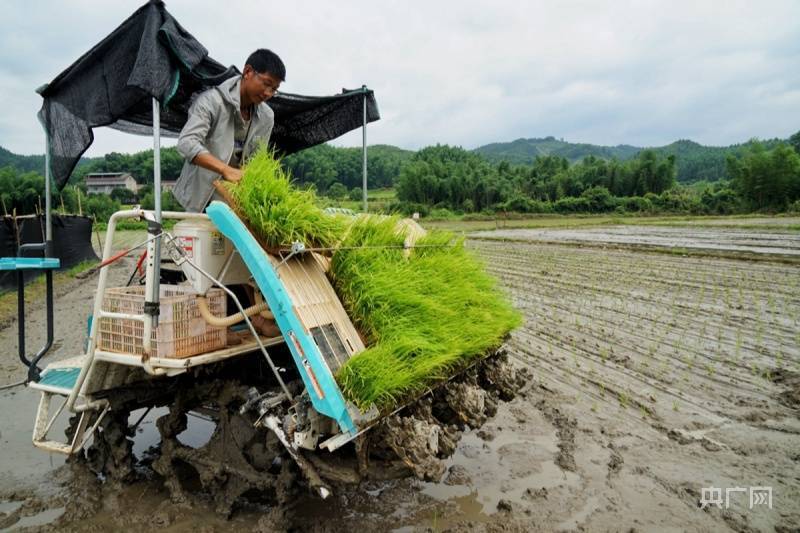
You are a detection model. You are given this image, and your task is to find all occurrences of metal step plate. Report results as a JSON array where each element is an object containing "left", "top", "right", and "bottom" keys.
[{"left": 28, "top": 355, "right": 86, "bottom": 395}]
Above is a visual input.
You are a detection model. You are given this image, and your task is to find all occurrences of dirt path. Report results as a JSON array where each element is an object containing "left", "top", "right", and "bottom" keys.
[{"left": 1, "top": 228, "right": 798, "bottom": 532}]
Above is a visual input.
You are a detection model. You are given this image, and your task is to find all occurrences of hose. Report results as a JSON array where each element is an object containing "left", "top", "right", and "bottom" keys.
[
  {"left": 196, "top": 295, "right": 273, "bottom": 327},
  {"left": 0, "top": 378, "right": 26, "bottom": 391}
]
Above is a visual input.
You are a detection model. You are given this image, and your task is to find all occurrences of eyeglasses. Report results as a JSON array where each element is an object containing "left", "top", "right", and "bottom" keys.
[{"left": 253, "top": 72, "right": 280, "bottom": 95}]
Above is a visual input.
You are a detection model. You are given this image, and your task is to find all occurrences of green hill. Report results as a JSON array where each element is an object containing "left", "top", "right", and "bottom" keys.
[
  {"left": 0, "top": 146, "right": 45, "bottom": 173},
  {"left": 473, "top": 136, "right": 786, "bottom": 182},
  {"left": 0, "top": 145, "right": 102, "bottom": 178},
  {"left": 476, "top": 136, "right": 639, "bottom": 165}
]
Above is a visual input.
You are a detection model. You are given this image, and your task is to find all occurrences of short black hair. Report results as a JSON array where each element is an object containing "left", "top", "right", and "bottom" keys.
[{"left": 246, "top": 49, "right": 286, "bottom": 81}]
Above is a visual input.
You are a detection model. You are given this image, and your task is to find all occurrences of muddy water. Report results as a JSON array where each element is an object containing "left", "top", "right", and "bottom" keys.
[
  {"left": 0, "top": 387, "right": 68, "bottom": 532},
  {"left": 0, "top": 388, "right": 66, "bottom": 490},
  {"left": 0, "top": 378, "right": 599, "bottom": 532}
]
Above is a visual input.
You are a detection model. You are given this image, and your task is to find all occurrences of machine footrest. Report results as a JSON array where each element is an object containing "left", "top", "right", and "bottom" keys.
[
  {"left": 29, "top": 355, "right": 86, "bottom": 396},
  {"left": 34, "top": 368, "right": 81, "bottom": 395}
]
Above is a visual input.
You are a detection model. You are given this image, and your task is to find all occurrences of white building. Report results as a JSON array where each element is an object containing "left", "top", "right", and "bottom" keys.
[{"left": 85, "top": 172, "right": 138, "bottom": 195}]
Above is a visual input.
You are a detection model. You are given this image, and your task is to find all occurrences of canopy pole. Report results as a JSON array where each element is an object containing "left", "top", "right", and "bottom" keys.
[
  {"left": 152, "top": 98, "right": 162, "bottom": 223},
  {"left": 143, "top": 98, "right": 162, "bottom": 347},
  {"left": 44, "top": 137, "right": 53, "bottom": 256},
  {"left": 361, "top": 85, "right": 368, "bottom": 213}
]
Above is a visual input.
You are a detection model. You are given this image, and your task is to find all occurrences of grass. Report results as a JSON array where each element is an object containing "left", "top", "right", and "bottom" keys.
[
  {"left": 94, "top": 219, "right": 178, "bottom": 232},
  {"left": 235, "top": 149, "right": 521, "bottom": 410},
  {"left": 320, "top": 188, "right": 397, "bottom": 212},
  {"left": 423, "top": 214, "right": 800, "bottom": 233}
]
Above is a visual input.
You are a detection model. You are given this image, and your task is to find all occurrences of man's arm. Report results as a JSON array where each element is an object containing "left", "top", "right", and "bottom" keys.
[
  {"left": 177, "top": 93, "right": 242, "bottom": 183},
  {"left": 192, "top": 152, "right": 242, "bottom": 183}
]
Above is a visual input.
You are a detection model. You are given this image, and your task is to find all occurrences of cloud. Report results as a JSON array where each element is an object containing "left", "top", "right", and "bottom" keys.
[{"left": 0, "top": 0, "right": 798, "bottom": 156}]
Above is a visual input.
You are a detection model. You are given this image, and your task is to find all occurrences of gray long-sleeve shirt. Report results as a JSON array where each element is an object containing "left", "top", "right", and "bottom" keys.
[{"left": 174, "top": 75, "right": 274, "bottom": 212}]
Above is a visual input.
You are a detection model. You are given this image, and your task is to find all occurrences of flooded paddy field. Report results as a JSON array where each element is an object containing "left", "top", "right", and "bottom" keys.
[
  {"left": 1, "top": 223, "right": 799, "bottom": 531},
  {"left": 473, "top": 224, "right": 800, "bottom": 257}
]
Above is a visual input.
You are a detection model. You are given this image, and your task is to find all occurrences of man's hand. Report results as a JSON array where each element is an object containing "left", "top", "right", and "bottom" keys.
[{"left": 221, "top": 167, "right": 243, "bottom": 183}]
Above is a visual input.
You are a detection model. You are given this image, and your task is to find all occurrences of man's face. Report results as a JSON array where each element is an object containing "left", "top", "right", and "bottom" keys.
[{"left": 241, "top": 65, "right": 282, "bottom": 105}]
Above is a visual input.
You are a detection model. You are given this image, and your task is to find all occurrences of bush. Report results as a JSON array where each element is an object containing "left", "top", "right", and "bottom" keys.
[
  {"left": 620, "top": 196, "right": 653, "bottom": 213},
  {"left": 84, "top": 194, "right": 121, "bottom": 221},
  {"left": 349, "top": 186, "right": 363, "bottom": 201},
  {"left": 327, "top": 182, "right": 348, "bottom": 200},
  {"left": 700, "top": 188, "right": 741, "bottom": 215},
  {"left": 580, "top": 186, "right": 617, "bottom": 212},
  {"left": 650, "top": 189, "right": 703, "bottom": 214},
  {"left": 500, "top": 194, "right": 534, "bottom": 213},
  {"left": 429, "top": 208, "right": 456, "bottom": 219},
  {"left": 497, "top": 194, "right": 552, "bottom": 214},
  {"left": 110, "top": 187, "right": 136, "bottom": 204},
  {"left": 554, "top": 196, "right": 592, "bottom": 213}
]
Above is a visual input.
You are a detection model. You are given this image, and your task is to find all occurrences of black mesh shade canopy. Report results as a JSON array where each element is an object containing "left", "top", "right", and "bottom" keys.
[{"left": 38, "top": 0, "right": 379, "bottom": 190}]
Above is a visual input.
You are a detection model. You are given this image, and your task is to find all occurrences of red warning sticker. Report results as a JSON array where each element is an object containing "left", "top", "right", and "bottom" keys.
[{"left": 178, "top": 236, "right": 195, "bottom": 258}]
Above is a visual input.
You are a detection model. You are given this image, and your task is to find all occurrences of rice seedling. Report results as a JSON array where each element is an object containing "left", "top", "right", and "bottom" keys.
[
  {"left": 618, "top": 391, "right": 629, "bottom": 409},
  {"left": 227, "top": 148, "right": 348, "bottom": 250},
  {"left": 235, "top": 148, "right": 521, "bottom": 411},
  {"left": 331, "top": 218, "right": 521, "bottom": 409}
]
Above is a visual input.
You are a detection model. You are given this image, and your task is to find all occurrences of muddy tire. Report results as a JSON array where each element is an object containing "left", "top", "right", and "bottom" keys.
[
  {"left": 85, "top": 409, "right": 136, "bottom": 482},
  {"left": 150, "top": 381, "right": 292, "bottom": 518}
]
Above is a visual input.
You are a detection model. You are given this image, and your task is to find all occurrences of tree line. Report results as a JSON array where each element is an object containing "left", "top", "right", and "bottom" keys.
[
  {"left": 281, "top": 144, "right": 412, "bottom": 192},
  {"left": 394, "top": 139, "right": 800, "bottom": 215},
  {"left": 0, "top": 130, "right": 797, "bottom": 219},
  {"left": 396, "top": 146, "right": 677, "bottom": 213}
]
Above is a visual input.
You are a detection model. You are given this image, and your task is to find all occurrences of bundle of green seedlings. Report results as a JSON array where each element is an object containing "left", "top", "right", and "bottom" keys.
[
  {"left": 233, "top": 148, "right": 521, "bottom": 410},
  {"left": 229, "top": 148, "right": 347, "bottom": 250}
]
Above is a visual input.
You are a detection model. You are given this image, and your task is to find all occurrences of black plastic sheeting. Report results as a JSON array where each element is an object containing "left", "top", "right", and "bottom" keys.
[
  {"left": 37, "top": 0, "right": 380, "bottom": 190},
  {"left": 0, "top": 215, "right": 98, "bottom": 290}
]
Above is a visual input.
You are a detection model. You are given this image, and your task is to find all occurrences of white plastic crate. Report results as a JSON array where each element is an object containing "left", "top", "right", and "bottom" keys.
[{"left": 98, "top": 285, "right": 227, "bottom": 359}]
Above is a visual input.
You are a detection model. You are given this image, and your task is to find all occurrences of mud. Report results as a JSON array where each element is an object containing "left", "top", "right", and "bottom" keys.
[
  {"left": 769, "top": 368, "right": 800, "bottom": 410},
  {"left": 1, "top": 227, "right": 800, "bottom": 531}
]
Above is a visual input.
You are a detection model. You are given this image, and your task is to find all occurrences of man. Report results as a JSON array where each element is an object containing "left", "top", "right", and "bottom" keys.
[{"left": 174, "top": 49, "right": 285, "bottom": 212}]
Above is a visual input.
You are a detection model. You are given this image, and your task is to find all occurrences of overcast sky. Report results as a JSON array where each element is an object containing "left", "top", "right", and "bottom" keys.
[{"left": 1, "top": 0, "right": 798, "bottom": 156}]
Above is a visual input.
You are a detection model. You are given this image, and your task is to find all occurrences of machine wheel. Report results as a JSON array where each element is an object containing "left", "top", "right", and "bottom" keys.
[{"left": 150, "top": 380, "right": 295, "bottom": 517}]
